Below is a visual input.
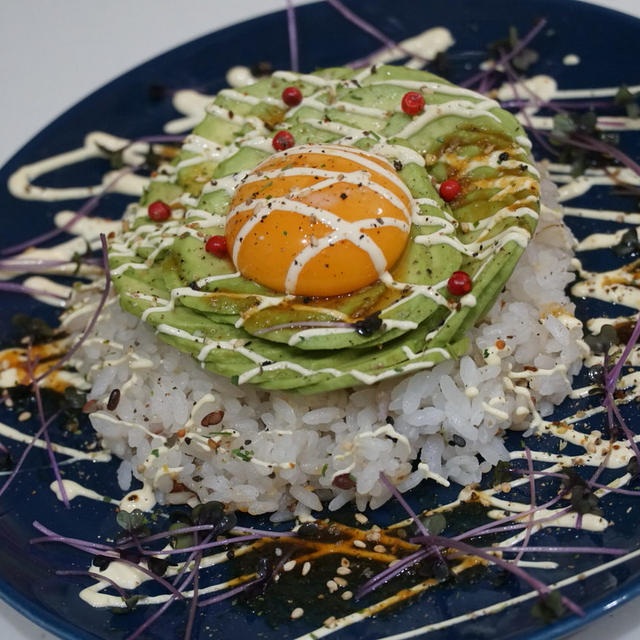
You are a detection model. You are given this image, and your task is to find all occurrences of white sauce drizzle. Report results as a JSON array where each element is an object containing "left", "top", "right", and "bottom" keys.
[{"left": 5, "top": 22, "right": 640, "bottom": 639}]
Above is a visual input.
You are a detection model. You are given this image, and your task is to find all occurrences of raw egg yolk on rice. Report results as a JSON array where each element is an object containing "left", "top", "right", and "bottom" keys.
[{"left": 225, "top": 144, "right": 413, "bottom": 297}]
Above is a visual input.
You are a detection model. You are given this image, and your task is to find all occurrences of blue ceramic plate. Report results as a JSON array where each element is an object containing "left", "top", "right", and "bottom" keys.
[{"left": 1, "top": 1, "right": 640, "bottom": 638}]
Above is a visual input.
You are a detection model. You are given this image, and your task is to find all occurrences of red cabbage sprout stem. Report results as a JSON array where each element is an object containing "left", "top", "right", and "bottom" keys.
[
  {"left": 122, "top": 523, "right": 293, "bottom": 548},
  {"left": 128, "top": 135, "right": 185, "bottom": 145},
  {"left": 31, "top": 520, "right": 114, "bottom": 551},
  {"left": 501, "top": 99, "right": 614, "bottom": 110},
  {"left": 325, "top": 0, "right": 429, "bottom": 64},
  {"left": 453, "top": 491, "right": 567, "bottom": 542},
  {"left": 0, "top": 257, "right": 101, "bottom": 271},
  {"left": 379, "top": 473, "right": 583, "bottom": 617},
  {"left": 25, "top": 347, "right": 69, "bottom": 508},
  {"left": 412, "top": 534, "right": 584, "bottom": 617},
  {"left": 608, "top": 399, "right": 640, "bottom": 462},
  {"left": 378, "top": 472, "right": 461, "bottom": 588},
  {"left": 456, "top": 507, "right": 573, "bottom": 537},
  {"left": 379, "top": 473, "right": 430, "bottom": 539},
  {"left": 254, "top": 320, "right": 354, "bottom": 335},
  {"left": 536, "top": 128, "right": 640, "bottom": 179},
  {"left": 111, "top": 556, "right": 187, "bottom": 601},
  {"left": 501, "top": 62, "right": 558, "bottom": 156},
  {"left": 34, "top": 233, "right": 111, "bottom": 384},
  {"left": 509, "top": 467, "right": 640, "bottom": 497},
  {"left": 236, "top": 525, "right": 296, "bottom": 537},
  {"left": 137, "top": 533, "right": 267, "bottom": 557},
  {"left": 0, "top": 410, "right": 60, "bottom": 501},
  {"left": 2, "top": 133, "right": 183, "bottom": 258},
  {"left": 57, "top": 570, "right": 131, "bottom": 601},
  {"left": 0, "top": 282, "right": 68, "bottom": 301},
  {"left": 32, "top": 523, "right": 187, "bottom": 601},
  {"left": 184, "top": 552, "right": 201, "bottom": 640},
  {"left": 514, "top": 447, "right": 536, "bottom": 564},
  {"left": 478, "top": 545, "right": 626, "bottom": 556},
  {"left": 347, "top": 45, "right": 389, "bottom": 69},
  {"left": 126, "top": 566, "right": 197, "bottom": 640},
  {"left": 1, "top": 165, "right": 138, "bottom": 257},
  {"left": 355, "top": 547, "right": 431, "bottom": 600},
  {"left": 285, "top": 0, "right": 299, "bottom": 72},
  {"left": 605, "top": 314, "right": 640, "bottom": 393},
  {"left": 461, "top": 18, "right": 547, "bottom": 90},
  {"left": 196, "top": 574, "right": 262, "bottom": 607},
  {"left": 126, "top": 533, "right": 213, "bottom": 640}
]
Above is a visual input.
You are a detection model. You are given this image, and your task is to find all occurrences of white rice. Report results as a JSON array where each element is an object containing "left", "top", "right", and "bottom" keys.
[{"left": 64, "top": 173, "right": 584, "bottom": 521}]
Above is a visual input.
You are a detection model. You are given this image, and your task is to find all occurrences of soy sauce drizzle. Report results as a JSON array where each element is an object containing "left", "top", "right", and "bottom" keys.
[{"left": 2, "top": 11, "right": 640, "bottom": 640}]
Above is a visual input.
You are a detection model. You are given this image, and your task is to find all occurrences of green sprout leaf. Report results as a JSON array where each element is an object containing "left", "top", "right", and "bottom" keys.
[{"left": 531, "top": 590, "right": 566, "bottom": 623}]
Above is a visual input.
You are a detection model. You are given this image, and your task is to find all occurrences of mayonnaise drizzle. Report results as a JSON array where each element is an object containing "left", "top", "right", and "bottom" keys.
[{"left": 4, "top": 22, "right": 640, "bottom": 640}]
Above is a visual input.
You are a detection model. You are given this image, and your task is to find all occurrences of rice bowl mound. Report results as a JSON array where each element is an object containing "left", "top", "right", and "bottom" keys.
[{"left": 64, "top": 174, "right": 583, "bottom": 520}]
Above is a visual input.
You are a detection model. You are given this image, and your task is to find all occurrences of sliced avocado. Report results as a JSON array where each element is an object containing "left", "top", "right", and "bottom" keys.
[{"left": 109, "top": 63, "right": 539, "bottom": 392}]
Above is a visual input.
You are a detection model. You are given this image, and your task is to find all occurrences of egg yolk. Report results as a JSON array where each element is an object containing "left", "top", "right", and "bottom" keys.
[{"left": 225, "top": 144, "right": 413, "bottom": 297}]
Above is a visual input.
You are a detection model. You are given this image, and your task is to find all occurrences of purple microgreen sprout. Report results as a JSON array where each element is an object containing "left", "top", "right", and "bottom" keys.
[
  {"left": 509, "top": 467, "right": 640, "bottom": 497},
  {"left": 379, "top": 473, "right": 430, "bottom": 539},
  {"left": 137, "top": 533, "right": 272, "bottom": 557},
  {"left": 32, "top": 520, "right": 114, "bottom": 551},
  {"left": 25, "top": 346, "right": 69, "bottom": 508},
  {"left": 1, "top": 165, "right": 138, "bottom": 257},
  {"left": 34, "top": 233, "right": 111, "bottom": 384},
  {"left": 126, "top": 542, "right": 207, "bottom": 640},
  {"left": 285, "top": 0, "right": 299, "bottom": 72},
  {"left": 456, "top": 507, "right": 574, "bottom": 538},
  {"left": 57, "top": 570, "right": 131, "bottom": 602},
  {"left": 477, "top": 545, "right": 626, "bottom": 556},
  {"left": 412, "top": 534, "right": 583, "bottom": 617},
  {"left": 0, "top": 410, "right": 60, "bottom": 501},
  {"left": 196, "top": 574, "right": 262, "bottom": 607},
  {"left": 461, "top": 19, "right": 547, "bottom": 90},
  {"left": 184, "top": 531, "right": 201, "bottom": 640},
  {"left": 32, "top": 522, "right": 188, "bottom": 601},
  {"left": 0, "top": 257, "right": 101, "bottom": 272},
  {"left": 326, "top": 0, "right": 429, "bottom": 66},
  {"left": 356, "top": 547, "right": 431, "bottom": 600},
  {"left": 0, "top": 281, "right": 68, "bottom": 301},
  {"left": 1, "top": 133, "right": 183, "bottom": 258},
  {"left": 514, "top": 447, "right": 536, "bottom": 564},
  {"left": 453, "top": 491, "right": 568, "bottom": 542},
  {"left": 501, "top": 63, "right": 559, "bottom": 156},
  {"left": 377, "top": 473, "right": 584, "bottom": 618},
  {"left": 254, "top": 320, "right": 354, "bottom": 335}
]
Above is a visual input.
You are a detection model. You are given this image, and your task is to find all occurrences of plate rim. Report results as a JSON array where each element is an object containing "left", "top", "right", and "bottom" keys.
[{"left": 1, "top": 1, "right": 640, "bottom": 639}]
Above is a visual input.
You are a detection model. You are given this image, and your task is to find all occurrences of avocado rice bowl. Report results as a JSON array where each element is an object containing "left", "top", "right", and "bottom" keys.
[{"left": 63, "top": 64, "right": 584, "bottom": 519}]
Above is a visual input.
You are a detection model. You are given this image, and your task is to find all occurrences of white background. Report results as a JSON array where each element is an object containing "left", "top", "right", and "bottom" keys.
[{"left": 0, "top": 1, "right": 638, "bottom": 638}]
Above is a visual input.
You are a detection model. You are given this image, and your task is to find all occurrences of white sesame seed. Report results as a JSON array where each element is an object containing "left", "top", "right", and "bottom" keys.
[
  {"left": 355, "top": 513, "right": 368, "bottom": 524},
  {"left": 326, "top": 580, "right": 338, "bottom": 593},
  {"left": 290, "top": 607, "right": 304, "bottom": 620},
  {"left": 302, "top": 561, "right": 311, "bottom": 576},
  {"left": 336, "top": 566, "right": 351, "bottom": 576},
  {"left": 341, "top": 591, "right": 353, "bottom": 601},
  {"left": 353, "top": 539, "right": 366, "bottom": 549},
  {"left": 283, "top": 560, "right": 297, "bottom": 572},
  {"left": 366, "top": 531, "right": 381, "bottom": 542},
  {"left": 334, "top": 576, "right": 347, "bottom": 587},
  {"left": 275, "top": 547, "right": 282, "bottom": 557},
  {"left": 17, "top": 411, "right": 31, "bottom": 422},
  {"left": 340, "top": 557, "right": 350, "bottom": 567},
  {"left": 373, "top": 544, "right": 387, "bottom": 554}
]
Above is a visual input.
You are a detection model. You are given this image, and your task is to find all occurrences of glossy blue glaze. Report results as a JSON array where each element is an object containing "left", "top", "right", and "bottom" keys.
[{"left": 0, "top": 1, "right": 639, "bottom": 638}]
